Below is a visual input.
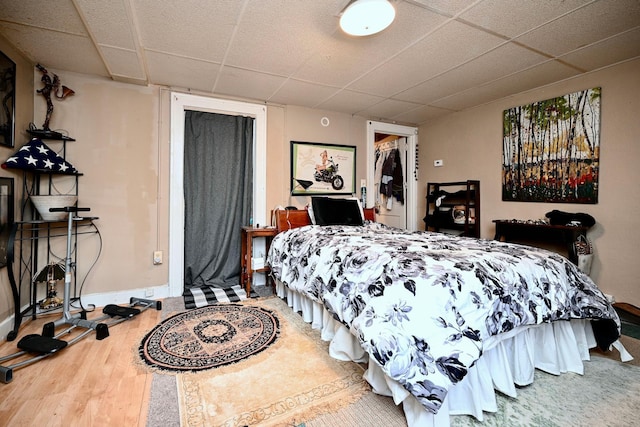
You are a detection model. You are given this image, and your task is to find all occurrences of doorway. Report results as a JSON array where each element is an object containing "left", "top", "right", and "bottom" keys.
[
  {"left": 169, "top": 93, "right": 267, "bottom": 297},
  {"left": 366, "top": 121, "right": 418, "bottom": 230},
  {"left": 374, "top": 134, "right": 407, "bottom": 229},
  {"left": 183, "top": 111, "right": 253, "bottom": 292}
]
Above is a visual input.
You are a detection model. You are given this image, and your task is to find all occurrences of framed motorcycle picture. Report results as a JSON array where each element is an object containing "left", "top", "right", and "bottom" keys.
[{"left": 290, "top": 141, "right": 356, "bottom": 196}]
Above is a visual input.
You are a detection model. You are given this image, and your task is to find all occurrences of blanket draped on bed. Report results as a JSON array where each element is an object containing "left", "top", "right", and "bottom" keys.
[{"left": 266, "top": 223, "right": 619, "bottom": 415}]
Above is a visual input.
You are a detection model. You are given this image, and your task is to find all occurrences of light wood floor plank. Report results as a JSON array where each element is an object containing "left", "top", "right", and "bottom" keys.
[{"left": 0, "top": 305, "right": 162, "bottom": 426}]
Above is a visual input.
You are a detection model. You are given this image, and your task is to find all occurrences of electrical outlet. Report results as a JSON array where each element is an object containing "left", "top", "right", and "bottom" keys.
[
  {"left": 434, "top": 159, "right": 444, "bottom": 167},
  {"left": 153, "top": 251, "right": 163, "bottom": 265},
  {"left": 145, "top": 288, "right": 154, "bottom": 297}
]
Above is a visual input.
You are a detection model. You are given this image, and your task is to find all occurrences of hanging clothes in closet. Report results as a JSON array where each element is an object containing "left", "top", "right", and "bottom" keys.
[{"left": 375, "top": 140, "right": 404, "bottom": 210}]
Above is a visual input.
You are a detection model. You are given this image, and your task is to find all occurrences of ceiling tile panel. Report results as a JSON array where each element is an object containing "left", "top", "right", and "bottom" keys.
[
  {"left": 347, "top": 20, "right": 506, "bottom": 97},
  {"left": 0, "top": 0, "right": 87, "bottom": 34},
  {"left": 0, "top": 23, "right": 108, "bottom": 76},
  {"left": 357, "top": 98, "right": 423, "bottom": 119},
  {"left": 215, "top": 67, "right": 288, "bottom": 102},
  {"left": 100, "top": 46, "right": 146, "bottom": 80},
  {"left": 559, "top": 27, "right": 640, "bottom": 72},
  {"left": 391, "top": 104, "right": 454, "bottom": 125},
  {"left": 431, "top": 60, "right": 582, "bottom": 111},
  {"left": 75, "top": 0, "right": 136, "bottom": 49},
  {"left": 515, "top": 0, "right": 640, "bottom": 57},
  {"left": 394, "top": 42, "right": 550, "bottom": 103},
  {"left": 314, "top": 90, "right": 386, "bottom": 115},
  {"left": 459, "top": 0, "right": 591, "bottom": 38},
  {"left": 225, "top": 0, "right": 345, "bottom": 77},
  {"left": 134, "top": 0, "right": 243, "bottom": 62},
  {"left": 145, "top": 50, "right": 220, "bottom": 92},
  {"left": 267, "top": 79, "right": 341, "bottom": 108},
  {"left": 408, "top": 0, "right": 480, "bottom": 16}
]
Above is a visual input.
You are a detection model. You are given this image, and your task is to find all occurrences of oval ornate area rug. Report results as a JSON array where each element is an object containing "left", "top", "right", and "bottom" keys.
[{"left": 139, "top": 303, "right": 280, "bottom": 372}]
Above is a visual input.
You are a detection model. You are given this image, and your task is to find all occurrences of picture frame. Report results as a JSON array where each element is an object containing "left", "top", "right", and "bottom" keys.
[
  {"left": 502, "top": 87, "right": 601, "bottom": 204},
  {"left": 0, "top": 50, "right": 16, "bottom": 148},
  {"left": 0, "top": 177, "right": 14, "bottom": 268},
  {"left": 291, "top": 141, "right": 356, "bottom": 196}
]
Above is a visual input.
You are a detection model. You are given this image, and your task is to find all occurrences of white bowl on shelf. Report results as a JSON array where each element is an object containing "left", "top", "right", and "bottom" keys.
[{"left": 30, "top": 195, "right": 78, "bottom": 221}]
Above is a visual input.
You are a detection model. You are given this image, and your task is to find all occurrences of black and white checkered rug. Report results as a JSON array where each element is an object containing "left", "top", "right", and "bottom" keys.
[{"left": 183, "top": 284, "right": 258, "bottom": 309}]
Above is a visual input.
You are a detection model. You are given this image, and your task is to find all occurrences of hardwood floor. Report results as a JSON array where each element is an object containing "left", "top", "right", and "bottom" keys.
[{"left": 0, "top": 304, "right": 162, "bottom": 426}]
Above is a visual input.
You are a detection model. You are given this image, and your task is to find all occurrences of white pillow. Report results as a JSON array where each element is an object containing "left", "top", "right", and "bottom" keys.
[
  {"left": 348, "top": 197, "right": 366, "bottom": 223},
  {"left": 307, "top": 205, "right": 316, "bottom": 225}
]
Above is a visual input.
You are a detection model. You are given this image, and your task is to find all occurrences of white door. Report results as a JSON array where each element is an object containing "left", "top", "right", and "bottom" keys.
[
  {"left": 367, "top": 121, "right": 418, "bottom": 231},
  {"left": 169, "top": 93, "right": 267, "bottom": 297}
]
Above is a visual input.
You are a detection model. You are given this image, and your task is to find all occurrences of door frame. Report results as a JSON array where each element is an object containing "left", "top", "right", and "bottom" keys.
[
  {"left": 366, "top": 121, "right": 418, "bottom": 230},
  {"left": 169, "top": 93, "right": 267, "bottom": 297}
]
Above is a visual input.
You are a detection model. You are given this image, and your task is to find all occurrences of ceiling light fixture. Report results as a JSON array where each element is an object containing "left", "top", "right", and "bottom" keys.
[{"left": 339, "top": 0, "right": 396, "bottom": 37}]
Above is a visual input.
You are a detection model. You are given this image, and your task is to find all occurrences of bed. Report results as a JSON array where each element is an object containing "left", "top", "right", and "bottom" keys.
[{"left": 266, "top": 200, "right": 629, "bottom": 427}]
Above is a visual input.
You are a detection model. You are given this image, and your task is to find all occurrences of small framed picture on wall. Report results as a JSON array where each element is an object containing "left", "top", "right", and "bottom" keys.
[{"left": 290, "top": 141, "right": 356, "bottom": 196}]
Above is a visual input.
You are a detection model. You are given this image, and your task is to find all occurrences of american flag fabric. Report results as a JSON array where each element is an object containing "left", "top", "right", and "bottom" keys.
[{"left": 2, "top": 138, "right": 78, "bottom": 174}]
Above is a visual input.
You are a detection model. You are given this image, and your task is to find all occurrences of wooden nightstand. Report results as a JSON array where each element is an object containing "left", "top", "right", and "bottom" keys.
[{"left": 240, "top": 227, "right": 278, "bottom": 294}]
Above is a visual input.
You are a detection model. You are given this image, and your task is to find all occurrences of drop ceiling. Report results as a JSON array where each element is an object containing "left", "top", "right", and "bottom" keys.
[{"left": 0, "top": 0, "right": 638, "bottom": 125}]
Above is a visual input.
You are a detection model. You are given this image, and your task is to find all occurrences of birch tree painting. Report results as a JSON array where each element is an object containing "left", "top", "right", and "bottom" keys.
[{"left": 502, "top": 87, "right": 600, "bottom": 203}]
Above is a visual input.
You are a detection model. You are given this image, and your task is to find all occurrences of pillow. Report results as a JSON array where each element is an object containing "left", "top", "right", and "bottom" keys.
[
  {"left": 348, "top": 197, "right": 366, "bottom": 223},
  {"left": 311, "top": 197, "right": 364, "bottom": 226},
  {"left": 307, "top": 205, "right": 317, "bottom": 225}
]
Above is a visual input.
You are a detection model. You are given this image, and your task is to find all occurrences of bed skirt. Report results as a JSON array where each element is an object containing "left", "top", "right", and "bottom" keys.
[{"left": 274, "top": 280, "right": 629, "bottom": 427}]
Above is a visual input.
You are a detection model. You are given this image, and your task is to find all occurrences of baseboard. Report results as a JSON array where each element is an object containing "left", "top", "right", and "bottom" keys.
[{"left": 0, "top": 283, "right": 170, "bottom": 341}]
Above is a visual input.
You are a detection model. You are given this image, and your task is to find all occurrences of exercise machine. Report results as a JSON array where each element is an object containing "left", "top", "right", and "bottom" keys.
[{"left": 0, "top": 206, "right": 161, "bottom": 383}]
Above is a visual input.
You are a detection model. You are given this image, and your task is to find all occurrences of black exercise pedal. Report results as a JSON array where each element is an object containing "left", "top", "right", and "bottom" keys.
[
  {"left": 42, "top": 322, "right": 55, "bottom": 338},
  {"left": 96, "top": 323, "right": 109, "bottom": 340},
  {"left": 17, "top": 334, "right": 67, "bottom": 354},
  {"left": 103, "top": 304, "right": 141, "bottom": 318}
]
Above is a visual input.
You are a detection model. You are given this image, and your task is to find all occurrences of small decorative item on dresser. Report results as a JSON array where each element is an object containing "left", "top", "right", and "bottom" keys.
[{"left": 452, "top": 205, "right": 466, "bottom": 224}]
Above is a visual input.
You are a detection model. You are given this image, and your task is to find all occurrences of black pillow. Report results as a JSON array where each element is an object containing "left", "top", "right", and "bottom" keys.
[
  {"left": 311, "top": 197, "right": 363, "bottom": 226},
  {"left": 545, "top": 210, "right": 596, "bottom": 228}
]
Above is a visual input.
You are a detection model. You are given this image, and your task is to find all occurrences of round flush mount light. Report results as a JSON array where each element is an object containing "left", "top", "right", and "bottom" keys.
[{"left": 340, "top": 0, "right": 396, "bottom": 37}]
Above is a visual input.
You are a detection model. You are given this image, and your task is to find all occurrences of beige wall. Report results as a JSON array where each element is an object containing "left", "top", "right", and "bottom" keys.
[
  {"left": 0, "top": 36, "right": 34, "bottom": 323},
  {"left": 32, "top": 72, "right": 168, "bottom": 297},
  {"left": 418, "top": 58, "right": 640, "bottom": 305},
  {"left": 270, "top": 104, "right": 367, "bottom": 210}
]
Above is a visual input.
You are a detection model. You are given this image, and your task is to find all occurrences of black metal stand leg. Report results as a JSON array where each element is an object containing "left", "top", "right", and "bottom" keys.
[{"left": 6, "top": 223, "right": 21, "bottom": 341}]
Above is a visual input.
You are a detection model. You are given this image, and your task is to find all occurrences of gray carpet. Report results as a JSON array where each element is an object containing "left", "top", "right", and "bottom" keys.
[
  {"left": 307, "top": 356, "right": 640, "bottom": 427},
  {"left": 145, "top": 295, "right": 182, "bottom": 427}
]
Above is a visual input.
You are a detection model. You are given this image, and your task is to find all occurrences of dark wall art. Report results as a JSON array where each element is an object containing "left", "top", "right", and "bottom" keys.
[
  {"left": 502, "top": 87, "right": 601, "bottom": 204},
  {"left": 0, "top": 51, "right": 16, "bottom": 148},
  {"left": 0, "top": 177, "right": 14, "bottom": 268}
]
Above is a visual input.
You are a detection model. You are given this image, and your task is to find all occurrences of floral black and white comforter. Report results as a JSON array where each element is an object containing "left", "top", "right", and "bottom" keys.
[{"left": 266, "top": 222, "right": 619, "bottom": 415}]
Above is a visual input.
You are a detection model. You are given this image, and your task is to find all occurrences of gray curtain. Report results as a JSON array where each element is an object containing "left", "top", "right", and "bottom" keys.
[{"left": 183, "top": 110, "right": 253, "bottom": 291}]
